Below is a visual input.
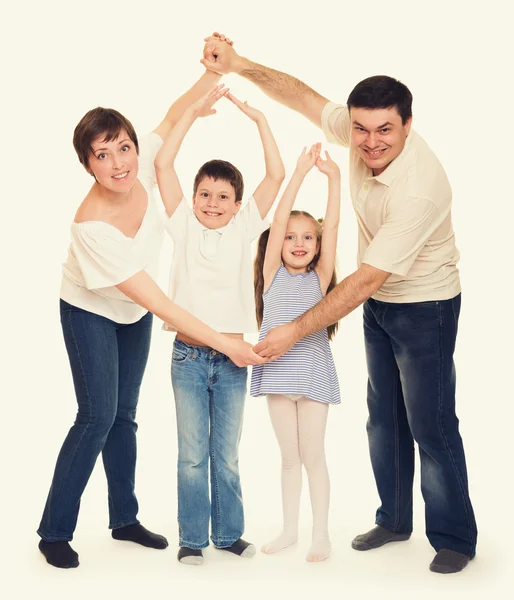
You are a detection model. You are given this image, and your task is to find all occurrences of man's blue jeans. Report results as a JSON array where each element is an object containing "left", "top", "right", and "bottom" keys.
[
  {"left": 171, "top": 339, "right": 248, "bottom": 549},
  {"left": 364, "top": 294, "right": 477, "bottom": 557},
  {"left": 38, "top": 300, "right": 152, "bottom": 541}
]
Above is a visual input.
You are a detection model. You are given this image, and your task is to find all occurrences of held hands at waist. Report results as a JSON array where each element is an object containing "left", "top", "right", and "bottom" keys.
[{"left": 253, "top": 322, "right": 300, "bottom": 362}]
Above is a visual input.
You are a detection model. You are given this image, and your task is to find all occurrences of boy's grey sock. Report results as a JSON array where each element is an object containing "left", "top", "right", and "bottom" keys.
[
  {"left": 429, "top": 549, "right": 471, "bottom": 574},
  {"left": 216, "top": 538, "right": 256, "bottom": 557},
  {"left": 178, "top": 546, "right": 204, "bottom": 566},
  {"left": 351, "top": 525, "right": 411, "bottom": 551}
]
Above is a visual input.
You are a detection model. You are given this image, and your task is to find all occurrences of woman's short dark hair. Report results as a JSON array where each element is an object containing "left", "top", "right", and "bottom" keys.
[
  {"left": 347, "top": 75, "right": 413, "bottom": 124},
  {"left": 73, "top": 107, "right": 139, "bottom": 171},
  {"left": 193, "top": 160, "right": 244, "bottom": 203}
]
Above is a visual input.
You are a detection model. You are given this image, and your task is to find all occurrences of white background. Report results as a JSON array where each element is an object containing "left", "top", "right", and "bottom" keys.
[{"left": 2, "top": 0, "right": 513, "bottom": 598}]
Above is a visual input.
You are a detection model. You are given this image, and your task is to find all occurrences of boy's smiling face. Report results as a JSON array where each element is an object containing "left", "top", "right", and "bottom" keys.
[{"left": 193, "top": 176, "right": 241, "bottom": 229}]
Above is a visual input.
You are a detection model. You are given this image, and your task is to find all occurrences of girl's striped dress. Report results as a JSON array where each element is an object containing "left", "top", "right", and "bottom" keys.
[{"left": 250, "top": 264, "right": 340, "bottom": 405}]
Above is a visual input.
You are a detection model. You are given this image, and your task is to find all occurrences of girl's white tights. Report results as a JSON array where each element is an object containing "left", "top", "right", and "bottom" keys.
[{"left": 262, "top": 394, "right": 331, "bottom": 562}]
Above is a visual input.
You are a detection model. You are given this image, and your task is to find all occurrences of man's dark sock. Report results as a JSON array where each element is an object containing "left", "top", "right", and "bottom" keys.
[
  {"left": 39, "top": 539, "right": 79, "bottom": 569},
  {"left": 111, "top": 523, "right": 168, "bottom": 549},
  {"left": 216, "top": 538, "right": 256, "bottom": 557},
  {"left": 351, "top": 525, "right": 411, "bottom": 551},
  {"left": 430, "top": 549, "right": 472, "bottom": 574},
  {"left": 178, "top": 547, "right": 204, "bottom": 565}
]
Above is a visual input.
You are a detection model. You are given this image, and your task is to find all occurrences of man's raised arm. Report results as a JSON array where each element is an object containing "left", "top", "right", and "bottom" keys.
[{"left": 201, "top": 33, "right": 330, "bottom": 128}]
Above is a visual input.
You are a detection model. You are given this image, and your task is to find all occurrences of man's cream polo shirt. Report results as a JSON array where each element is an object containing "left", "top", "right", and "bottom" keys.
[{"left": 322, "top": 102, "right": 461, "bottom": 303}]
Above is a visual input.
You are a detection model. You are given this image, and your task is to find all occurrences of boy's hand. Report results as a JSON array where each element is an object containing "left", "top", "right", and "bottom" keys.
[
  {"left": 202, "top": 32, "right": 245, "bottom": 74},
  {"left": 315, "top": 150, "right": 340, "bottom": 178},
  {"left": 225, "top": 92, "right": 264, "bottom": 123},
  {"left": 295, "top": 143, "right": 321, "bottom": 177},
  {"left": 190, "top": 84, "right": 229, "bottom": 118}
]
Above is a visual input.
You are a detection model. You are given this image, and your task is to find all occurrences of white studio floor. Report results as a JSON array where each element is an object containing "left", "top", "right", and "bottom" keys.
[{"left": 4, "top": 318, "right": 511, "bottom": 599}]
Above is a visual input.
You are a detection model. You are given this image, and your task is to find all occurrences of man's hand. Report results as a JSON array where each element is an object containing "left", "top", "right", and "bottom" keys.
[
  {"left": 189, "top": 84, "right": 229, "bottom": 118},
  {"left": 253, "top": 322, "right": 299, "bottom": 361},
  {"left": 315, "top": 150, "right": 340, "bottom": 179},
  {"left": 202, "top": 31, "right": 246, "bottom": 74},
  {"left": 225, "top": 92, "right": 264, "bottom": 123},
  {"left": 224, "top": 338, "right": 267, "bottom": 367}
]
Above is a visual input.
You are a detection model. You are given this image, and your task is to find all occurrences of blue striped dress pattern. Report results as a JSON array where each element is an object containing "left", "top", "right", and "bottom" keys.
[{"left": 250, "top": 264, "right": 340, "bottom": 405}]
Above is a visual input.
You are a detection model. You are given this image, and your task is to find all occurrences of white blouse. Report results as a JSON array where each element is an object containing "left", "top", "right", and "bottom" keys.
[
  {"left": 60, "top": 133, "right": 164, "bottom": 324},
  {"left": 163, "top": 196, "right": 267, "bottom": 334}
]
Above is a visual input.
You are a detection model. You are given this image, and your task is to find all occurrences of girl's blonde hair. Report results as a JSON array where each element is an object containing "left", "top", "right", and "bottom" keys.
[{"left": 254, "top": 210, "right": 339, "bottom": 341}]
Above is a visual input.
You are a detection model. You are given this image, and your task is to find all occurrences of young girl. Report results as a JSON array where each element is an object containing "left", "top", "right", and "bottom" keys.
[{"left": 251, "top": 143, "right": 341, "bottom": 563}]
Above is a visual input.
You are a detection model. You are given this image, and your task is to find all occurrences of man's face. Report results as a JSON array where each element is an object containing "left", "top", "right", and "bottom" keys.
[
  {"left": 193, "top": 176, "right": 241, "bottom": 229},
  {"left": 350, "top": 107, "right": 412, "bottom": 176}
]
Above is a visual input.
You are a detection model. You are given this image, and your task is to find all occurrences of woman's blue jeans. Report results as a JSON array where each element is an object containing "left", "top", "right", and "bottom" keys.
[{"left": 37, "top": 300, "right": 153, "bottom": 542}]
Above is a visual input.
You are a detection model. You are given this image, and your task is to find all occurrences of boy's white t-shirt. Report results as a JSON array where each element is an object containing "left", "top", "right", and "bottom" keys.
[
  {"left": 60, "top": 133, "right": 165, "bottom": 324},
  {"left": 163, "top": 196, "right": 267, "bottom": 334}
]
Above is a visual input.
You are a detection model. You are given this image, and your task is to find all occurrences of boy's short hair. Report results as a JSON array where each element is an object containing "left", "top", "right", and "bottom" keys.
[
  {"left": 73, "top": 107, "right": 139, "bottom": 170},
  {"left": 193, "top": 160, "right": 244, "bottom": 203},
  {"left": 347, "top": 75, "right": 413, "bottom": 124}
]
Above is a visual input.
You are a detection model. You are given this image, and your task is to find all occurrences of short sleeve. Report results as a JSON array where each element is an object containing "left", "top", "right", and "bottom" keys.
[
  {"left": 137, "top": 132, "right": 164, "bottom": 187},
  {"left": 71, "top": 226, "right": 145, "bottom": 290},
  {"left": 237, "top": 196, "right": 268, "bottom": 240},
  {"left": 321, "top": 102, "right": 351, "bottom": 148},
  {"left": 362, "top": 198, "right": 442, "bottom": 277},
  {"left": 163, "top": 197, "right": 191, "bottom": 241}
]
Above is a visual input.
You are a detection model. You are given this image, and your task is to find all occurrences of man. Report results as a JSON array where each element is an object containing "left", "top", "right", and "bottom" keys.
[{"left": 200, "top": 32, "right": 477, "bottom": 574}]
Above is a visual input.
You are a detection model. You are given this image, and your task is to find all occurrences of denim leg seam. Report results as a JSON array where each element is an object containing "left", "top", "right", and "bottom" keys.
[
  {"left": 392, "top": 374, "right": 401, "bottom": 531},
  {"left": 436, "top": 302, "right": 474, "bottom": 555},
  {"left": 209, "top": 396, "right": 221, "bottom": 544},
  {"left": 44, "top": 310, "right": 95, "bottom": 538}
]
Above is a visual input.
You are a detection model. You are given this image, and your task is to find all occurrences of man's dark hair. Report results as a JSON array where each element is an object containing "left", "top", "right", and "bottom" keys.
[
  {"left": 347, "top": 76, "right": 413, "bottom": 124},
  {"left": 193, "top": 160, "right": 244, "bottom": 203},
  {"left": 73, "top": 107, "right": 139, "bottom": 171}
]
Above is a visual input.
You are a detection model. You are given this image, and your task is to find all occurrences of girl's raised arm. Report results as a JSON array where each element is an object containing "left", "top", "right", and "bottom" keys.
[
  {"left": 314, "top": 150, "right": 341, "bottom": 294},
  {"left": 262, "top": 144, "right": 320, "bottom": 291}
]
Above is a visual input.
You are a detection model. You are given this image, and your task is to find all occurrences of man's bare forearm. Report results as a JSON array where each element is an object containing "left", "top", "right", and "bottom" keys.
[
  {"left": 295, "top": 265, "right": 390, "bottom": 338},
  {"left": 237, "top": 59, "right": 328, "bottom": 127}
]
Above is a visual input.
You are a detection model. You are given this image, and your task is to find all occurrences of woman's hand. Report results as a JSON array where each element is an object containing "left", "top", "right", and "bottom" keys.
[
  {"left": 222, "top": 338, "right": 267, "bottom": 367},
  {"left": 295, "top": 143, "right": 321, "bottom": 178},
  {"left": 315, "top": 150, "right": 340, "bottom": 179}
]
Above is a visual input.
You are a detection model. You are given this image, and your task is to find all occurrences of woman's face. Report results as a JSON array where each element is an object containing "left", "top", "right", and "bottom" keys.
[{"left": 88, "top": 129, "right": 139, "bottom": 193}]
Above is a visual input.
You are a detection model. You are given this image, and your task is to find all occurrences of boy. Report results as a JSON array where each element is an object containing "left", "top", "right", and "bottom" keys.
[{"left": 155, "top": 84, "right": 285, "bottom": 565}]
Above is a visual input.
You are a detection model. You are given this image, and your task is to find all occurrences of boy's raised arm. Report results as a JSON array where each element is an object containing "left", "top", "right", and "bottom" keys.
[
  {"left": 155, "top": 85, "right": 229, "bottom": 218},
  {"left": 225, "top": 93, "right": 285, "bottom": 219}
]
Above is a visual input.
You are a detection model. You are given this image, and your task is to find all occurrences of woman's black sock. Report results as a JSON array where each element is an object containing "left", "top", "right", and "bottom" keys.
[
  {"left": 39, "top": 540, "right": 79, "bottom": 569},
  {"left": 111, "top": 523, "right": 168, "bottom": 549}
]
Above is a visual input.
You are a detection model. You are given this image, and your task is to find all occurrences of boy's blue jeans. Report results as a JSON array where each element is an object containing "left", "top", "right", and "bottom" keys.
[
  {"left": 364, "top": 294, "right": 477, "bottom": 557},
  {"left": 38, "top": 300, "right": 152, "bottom": 541},
  {"left": 171, "top": 339, "right": 248, "bottom": 549}
]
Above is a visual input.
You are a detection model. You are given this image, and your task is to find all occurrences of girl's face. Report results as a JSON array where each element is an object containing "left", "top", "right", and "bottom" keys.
[
  {"left": 281, "top": 215, "right": 320, "bottom": 272},
  {"left": 88, "top": 129, "right": 139, "bottom": 193}
]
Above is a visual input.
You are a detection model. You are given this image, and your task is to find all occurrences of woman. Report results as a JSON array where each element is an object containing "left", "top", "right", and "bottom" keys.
[{"left": 37, "top": 71, "right": 263, "bottom": 569}]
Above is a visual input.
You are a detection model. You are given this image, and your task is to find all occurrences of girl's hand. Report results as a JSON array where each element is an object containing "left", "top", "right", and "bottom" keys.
[
  {"left": 190, "top": 84, "right": 229, "bottom": 118},
  {"left": 225, "top": 92, "right": 265, "bottom": 123},
  {"left": 295, "top": 143, "right": 321, "bottom": 177},
  {"left": 315, "top": 150, "right": 340, "bottom": 178}
]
